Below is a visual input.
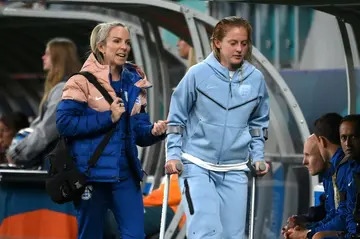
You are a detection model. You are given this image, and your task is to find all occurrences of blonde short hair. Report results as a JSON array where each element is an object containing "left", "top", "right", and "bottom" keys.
[{"left": 90, "top": 22, "right": 128, "bottom": 64}]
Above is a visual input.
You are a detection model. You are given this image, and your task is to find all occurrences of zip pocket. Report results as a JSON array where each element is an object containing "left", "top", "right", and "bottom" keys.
[{"left": 184, "top": 179, "right": 195, "bottom": 215}]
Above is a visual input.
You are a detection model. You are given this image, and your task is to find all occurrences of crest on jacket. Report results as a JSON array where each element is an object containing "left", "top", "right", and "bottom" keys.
[{"left": 81, "top": 185, "right": 93, "bottom": 200}]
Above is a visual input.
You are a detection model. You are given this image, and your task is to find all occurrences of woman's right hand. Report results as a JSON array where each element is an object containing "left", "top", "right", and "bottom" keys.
[
  {"left": 111, "top": 98, "right": 125, "bottom": 123},
  {"left": 165, "top": 159, "right": 182, "bottom": 174}
]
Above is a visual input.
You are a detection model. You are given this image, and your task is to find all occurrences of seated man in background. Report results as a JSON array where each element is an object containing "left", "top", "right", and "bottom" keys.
[
  {"left": 315, "top": 115, "right": 360, "bottom": 239},
  {"left": 342, "top": 115, "right": 360, "bottom": 238},
  {"left": 103, "top": 174, "right": 185, "bottom": 239},
  {"left": 284, "top": 113, "right": 347, "bottom": 238},
  {"left": 283, "top": 134, "right": 327, "bottom": 231}
]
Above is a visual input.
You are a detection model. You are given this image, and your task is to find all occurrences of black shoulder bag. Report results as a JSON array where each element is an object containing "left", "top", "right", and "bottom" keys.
[{"left": 46, "top": 71, "right": 116, "bottom": 204}]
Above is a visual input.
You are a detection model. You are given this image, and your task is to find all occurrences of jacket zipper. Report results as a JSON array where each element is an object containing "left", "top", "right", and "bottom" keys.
[
  {"left": 217, "top": 82, "right": 231, "bottom": 164},
  {"left": 217, "top": 67, "right": 242, "bottom": 163}
]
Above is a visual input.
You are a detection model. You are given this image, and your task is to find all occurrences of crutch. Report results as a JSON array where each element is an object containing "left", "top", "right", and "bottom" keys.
[
  {"left": 247, "top": 160, "right": 266, "bottom": 239},
  {"left": 160, "top": 161, "right": 184, "bottom": 239}
]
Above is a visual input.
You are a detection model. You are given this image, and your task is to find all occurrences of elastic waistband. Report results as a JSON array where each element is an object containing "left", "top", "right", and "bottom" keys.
[{"left": 181, "top": 152, "right": 248, "bottom": 172}]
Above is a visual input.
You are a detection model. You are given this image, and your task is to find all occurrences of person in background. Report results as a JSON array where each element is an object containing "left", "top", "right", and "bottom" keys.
[
  {"left": 343, "top": 115, "right": 360, "bottom": 238},
  {"left": 177, "top": 39, "right": 196, "bottom": 70},
  {"left": 172, "top": 39, "right": 197, "bottom": 92},
  {"left": 6, "top": 38, "right": 81, "bottom": 168},
  {"left": 284, "top": 113, "right": 347, "bottom": 239},
  {"left": 282, "top": 134, "right": 327, "bottom": 236},
  {"left": 316, "top": 115, "right": 360, "bottom": 239}
]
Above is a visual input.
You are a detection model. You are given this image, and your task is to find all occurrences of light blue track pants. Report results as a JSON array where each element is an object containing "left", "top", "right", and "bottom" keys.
[{"left": 179, "top": 163, "right": 248, "bottom": 239}]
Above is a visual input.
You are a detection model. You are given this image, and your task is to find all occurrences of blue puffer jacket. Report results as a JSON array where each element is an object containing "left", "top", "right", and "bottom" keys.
[{"left": 56, "top": 53, "right": 164, "bottom": 182}]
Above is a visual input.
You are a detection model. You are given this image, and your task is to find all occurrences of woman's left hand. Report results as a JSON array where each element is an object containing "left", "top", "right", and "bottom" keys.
[
  {"left": 151, "top": 120, "right": 168, "bottom": 136},
  {"left": 256, "top": 161, "right": 270, "bottom": 176}
]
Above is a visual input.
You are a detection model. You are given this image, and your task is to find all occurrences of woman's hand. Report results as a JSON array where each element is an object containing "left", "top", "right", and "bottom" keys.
[
  {"left": 110, "top": 98, "right": 126, "bottom": 123},
  {"left": 165, "top": 159, "right": 182, "bottom": 174},
  {"left": 151, "top": 120, "right": 168, "bottom": 136},
  {"left": 256, "top": 161, "right": 270, "bottom": 175}
]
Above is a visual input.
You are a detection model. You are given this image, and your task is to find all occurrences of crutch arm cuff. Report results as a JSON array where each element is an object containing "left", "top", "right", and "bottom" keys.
[
  {"left": 167, "top": 125, "right": 184, "bottom": 135},
  {"left": 250, "top": 128, "right": 268, "bottom": 140}
]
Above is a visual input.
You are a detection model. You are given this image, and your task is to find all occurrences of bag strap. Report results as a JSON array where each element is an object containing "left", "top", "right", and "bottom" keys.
[
  {"left": 78, "top": 71, "right": 114, "bottom": 104},
  {"left": 71, "top": 71, "right": 116, "bottom": 171}
]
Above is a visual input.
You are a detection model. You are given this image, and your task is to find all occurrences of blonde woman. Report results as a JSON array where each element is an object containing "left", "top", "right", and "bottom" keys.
[
  {"left": 56, "top": 22, "right": 168, "bottom": 239},
  {"left": 7, "top": 38, "right": 81, "bottom": 167}
]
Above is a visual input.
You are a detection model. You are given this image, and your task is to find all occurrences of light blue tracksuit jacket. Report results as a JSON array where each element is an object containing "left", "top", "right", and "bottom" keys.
[
  {"left": 166, "top": 52, "right": 269, "bottom": 239},
  {"left": 166, "top": 52, "right": 269, "bottom": 164}
]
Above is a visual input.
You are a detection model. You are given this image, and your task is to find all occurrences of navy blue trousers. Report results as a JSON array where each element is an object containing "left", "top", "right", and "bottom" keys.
[{"left": 74, "top": 177, "right": 144, "bottom": 239}]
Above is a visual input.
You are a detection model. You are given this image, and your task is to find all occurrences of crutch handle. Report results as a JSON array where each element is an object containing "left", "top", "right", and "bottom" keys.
[
  {"left": 175, "top": 161, "right": 183, "bottom": 173},
  {"left": 258, "top": 162, "right": 266, "bottom": 171},
  {"left": 165, "top": 160, "right": 184, "bottom": 174},
  {"left": 247, "top": 161, "right": 266, "bottom": 176}
]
